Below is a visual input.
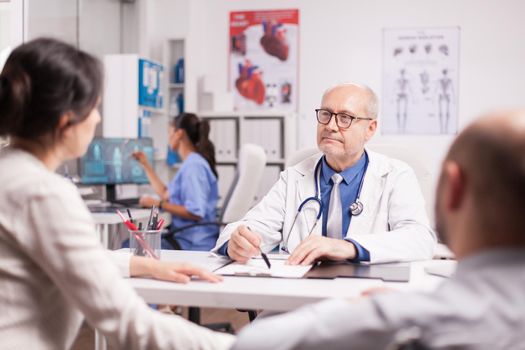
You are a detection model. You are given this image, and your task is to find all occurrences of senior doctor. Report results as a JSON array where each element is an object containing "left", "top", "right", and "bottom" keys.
[{"left": 213, "top": 83, "right": 436, "bottom": 264}]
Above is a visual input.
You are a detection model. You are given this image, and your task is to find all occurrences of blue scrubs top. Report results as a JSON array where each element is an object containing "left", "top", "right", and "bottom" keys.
[{"left": 167, "top": 152, "right": 219, "bottom": 251}]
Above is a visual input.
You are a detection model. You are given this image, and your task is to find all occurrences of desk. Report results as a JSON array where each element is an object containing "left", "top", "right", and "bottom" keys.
[
  {"left": 127, "top": 250, "right": 453, "bottom": 311},
  {"left": 92, "top": 209, "right": 170, "bottom": 249},
  {"left": 94, "top": 250, "right": 453, "bottom": 350}
]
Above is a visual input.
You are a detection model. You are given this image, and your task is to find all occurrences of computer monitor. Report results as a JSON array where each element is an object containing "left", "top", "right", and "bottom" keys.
[{"left": 78, "top": 138, "right": 154, "bottom": 202}]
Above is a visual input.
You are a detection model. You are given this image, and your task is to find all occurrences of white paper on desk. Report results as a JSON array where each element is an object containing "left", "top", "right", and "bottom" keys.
[
  {"left": 252, "top": 253, "right": 289, "bottom": 260},
  {"left": 216, "top": 259, "right": 312, "bottom": 278}
]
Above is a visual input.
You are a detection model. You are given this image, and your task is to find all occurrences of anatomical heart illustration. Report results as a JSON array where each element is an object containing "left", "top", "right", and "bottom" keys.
[
  {"left": 235, "top": 60, "right": 266, "bottom": 105},
  {"left": 260, "top": 20, "right": 289, "bottom": 61},
  {"left": 229, "top": 9, "right": 299, "bottom": 111}
]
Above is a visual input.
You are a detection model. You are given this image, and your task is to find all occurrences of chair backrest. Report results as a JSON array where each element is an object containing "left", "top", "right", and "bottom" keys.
[
  {"left": 286, "top": 144, "right": 434, "bottom": 220},
  {"left": 220, "top": 143, "right": 267, "bottom": 223},
  {"left": 285, "top": 147, "right": 321, "bottom": 168},
  {"left": 366, "top": 143, "right": 434, "bottom": 220}
]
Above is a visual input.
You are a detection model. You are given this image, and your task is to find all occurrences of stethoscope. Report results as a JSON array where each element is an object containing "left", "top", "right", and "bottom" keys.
[{"left": 281, "top": 152, "right": 369, "bottom": 253}]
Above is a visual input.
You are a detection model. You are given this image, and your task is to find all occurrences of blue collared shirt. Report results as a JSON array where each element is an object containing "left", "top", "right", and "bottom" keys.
[{"left": 320, "top": 154, "right": 370, "bottom": 262}]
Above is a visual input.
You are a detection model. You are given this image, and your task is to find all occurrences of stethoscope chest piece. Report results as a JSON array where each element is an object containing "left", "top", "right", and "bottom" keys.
[{"left": 349, "top": 199, "right": 364, "bottom": 216}]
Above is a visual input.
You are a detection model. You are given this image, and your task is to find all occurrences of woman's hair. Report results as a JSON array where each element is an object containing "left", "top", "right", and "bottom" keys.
[
  {"left": 0, "top": 38, "right": 102, "bottom": 145},
  {"left": 172, "top": 112, "right": 218, "bottom": 178}
]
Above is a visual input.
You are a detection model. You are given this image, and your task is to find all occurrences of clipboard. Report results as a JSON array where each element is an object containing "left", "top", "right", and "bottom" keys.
[
  {"left": 214, "top": 259, "right": 313, "bottom": 278},
  {"left": 305, "top": 261, "right": 411, "bottom": 282}
]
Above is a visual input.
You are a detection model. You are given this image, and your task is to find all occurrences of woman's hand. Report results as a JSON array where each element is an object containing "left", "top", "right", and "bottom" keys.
[
  {"left": 139, "top": 195, "right": 159, "bottom": 208},
  {"left": 132, "top": 151, "right": 150, "bottom": 168},
  {"left": 149, "top": 260, "right": 223, "bottom": 284},
  {"left": 130, "top": 256, "right": 223, "bottom": 284}
]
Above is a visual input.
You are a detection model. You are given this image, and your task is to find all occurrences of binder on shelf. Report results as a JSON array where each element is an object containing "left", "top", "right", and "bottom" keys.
[
  {"left": 243, "top": 118, "right": 283, "bottom": 161},
  {"left": 208, "top": 119, "right": 238, "bottom": 162},
  {"left": 138, "top": 109, "right": 152, "bottom": 138},
  {"left": 173, "top": 58, "right": 184, "bottom": 84}
]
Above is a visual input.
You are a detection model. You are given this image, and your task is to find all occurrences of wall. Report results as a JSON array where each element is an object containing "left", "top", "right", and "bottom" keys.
[
  {"left": 142, "top": 0, "right": 209, "bottom": 112},
  {"left": 25, "top": 0, "right": 122, "bottom": 57},
  {"left": 177, "top": 0, "right": 525, "bottom": 210},
  {"left": 78, "top": 0, "right": 121, "bottom": 58}
]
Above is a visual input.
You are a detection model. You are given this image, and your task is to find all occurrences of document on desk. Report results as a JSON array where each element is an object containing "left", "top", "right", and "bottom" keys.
[{"left": 215, "top": 259, "right": 313, "bottom": 278}]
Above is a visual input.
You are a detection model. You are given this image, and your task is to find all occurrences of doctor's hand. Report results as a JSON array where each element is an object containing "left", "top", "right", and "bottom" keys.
[
  {"left": 287, "top": 236, "right": 357, "bottom": 265},
  {"left": 227, "top": 225, "right": 262, "bottom": 263}
]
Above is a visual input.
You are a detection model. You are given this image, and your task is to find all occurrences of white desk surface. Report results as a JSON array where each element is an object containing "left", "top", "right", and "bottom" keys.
[{"left": 126, "top": 250, "right": 455, "bottom": 312}]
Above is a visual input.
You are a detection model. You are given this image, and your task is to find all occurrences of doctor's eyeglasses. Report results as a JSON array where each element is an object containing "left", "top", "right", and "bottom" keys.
[{"left": 315, "top": 108, "right": 373, "bottom": 129}]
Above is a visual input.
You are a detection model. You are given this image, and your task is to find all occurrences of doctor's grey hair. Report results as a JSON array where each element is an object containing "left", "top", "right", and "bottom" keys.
[{"left": 323, "top": 82, "right": 379, "bottom": 119}]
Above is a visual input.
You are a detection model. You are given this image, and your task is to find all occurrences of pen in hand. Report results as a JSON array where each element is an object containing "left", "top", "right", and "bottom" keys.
[
  {"left": 246, "top": 225, "right": 271, "bottom": 269},
  {"left": 260, "top": 249, "right": 271, "bottom": 269}
]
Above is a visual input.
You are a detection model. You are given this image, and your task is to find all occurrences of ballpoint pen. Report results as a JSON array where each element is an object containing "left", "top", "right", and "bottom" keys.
[
  {"left": 151, "top": 207, "right": 159, "bottom": 230},
  {"left": 116, "top": 210, "right": 158, "bottom": 259},
  {"left": 247, "top": 225, "right": 271, "bottom": 269},
  {"left": 156, "top": 218, "right": 165, "bottom": 230},
  {"left": 126, "top": 208, "right": 134, "bottom": 224},
  {"left": 260, "top": 249, "right": 272, "bottom": 269},
  {"left": 146, "top": 205, "right": 155, "bottom": 230}
]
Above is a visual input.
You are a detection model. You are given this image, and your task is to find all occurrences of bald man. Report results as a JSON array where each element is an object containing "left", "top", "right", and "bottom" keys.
[
  {"left": 213, "top": 83, "right": 435, "bottom": 264},
  {"left": 232, "top": 111, "right": 525, "bottom": 349}
]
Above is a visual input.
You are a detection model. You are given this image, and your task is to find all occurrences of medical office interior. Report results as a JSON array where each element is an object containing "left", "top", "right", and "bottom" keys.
[{"left": 1, "top": 0, "right": 524, "bottom": 349}]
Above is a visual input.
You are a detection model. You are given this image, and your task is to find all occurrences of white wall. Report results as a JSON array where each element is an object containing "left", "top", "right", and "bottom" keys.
[
  {"left": 142, "top": 0, "right": 209, "bottom": 112},
  {"left": 79, "top": 0, "right": 121, "bottom": 58},
  {"left": 169, "top": 0, "right": 525, "bottom": 210}
]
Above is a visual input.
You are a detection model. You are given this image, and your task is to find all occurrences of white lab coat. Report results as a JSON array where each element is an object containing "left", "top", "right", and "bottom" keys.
[{"left": 213, "top": 150, "right": 436, "bottom": 263}]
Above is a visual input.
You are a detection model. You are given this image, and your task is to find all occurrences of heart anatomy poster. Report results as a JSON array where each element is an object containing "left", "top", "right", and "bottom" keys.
[
  {"left": 229, "top": 9, "right": 299, "bottom": 111},
  {"left": 382, "top": 27, "right": 460, "bottom": 135}
]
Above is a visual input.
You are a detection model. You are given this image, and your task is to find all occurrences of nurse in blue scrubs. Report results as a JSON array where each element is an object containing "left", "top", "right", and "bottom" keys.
[{"left": 133, "top": 113, "right": 219, "bottom": 251}]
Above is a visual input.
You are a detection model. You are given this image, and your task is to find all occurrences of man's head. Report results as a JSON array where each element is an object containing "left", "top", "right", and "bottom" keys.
[
  {"left": 317, "top": 83, "right": 378, "bottom": 169},
  {"left": 435, "top": 111, "right": 525, "bottom": 259}
]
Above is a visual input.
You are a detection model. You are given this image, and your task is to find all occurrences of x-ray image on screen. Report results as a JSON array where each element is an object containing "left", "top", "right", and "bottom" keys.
[{"left": 79, "top": 138, "right": 154, "bottom": 185}]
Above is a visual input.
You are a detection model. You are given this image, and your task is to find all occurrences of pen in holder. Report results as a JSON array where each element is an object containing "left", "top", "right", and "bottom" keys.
[{"left": 128, "top": 229, "right": 163, "bottom": 259}]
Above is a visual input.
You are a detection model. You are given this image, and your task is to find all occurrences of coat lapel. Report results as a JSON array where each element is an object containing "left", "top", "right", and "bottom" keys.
[
  {"left": 295, "top": 155, "right": 323, "bottom": 237},
  {"left": 346, "top": 150, "right": 389, "bottom": 237}
]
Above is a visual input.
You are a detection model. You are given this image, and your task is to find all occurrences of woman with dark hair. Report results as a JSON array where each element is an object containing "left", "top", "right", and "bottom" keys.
[
  {"left": 0, "top": 38, "right": 234, "bottom": 349},
  {"left": 133, "top": 112, "right": 220, "bottom": 251}
]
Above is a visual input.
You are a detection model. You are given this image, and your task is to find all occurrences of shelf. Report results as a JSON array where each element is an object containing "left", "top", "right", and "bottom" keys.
[
  {"left": 216, "top": 158, "right": 238, "bottom": 164},
  {"left": 140, "top": 106, "right": 165, "bottom": 114},
  {"left": 200, "top": 111, "right": 296, "bottom": 207}
]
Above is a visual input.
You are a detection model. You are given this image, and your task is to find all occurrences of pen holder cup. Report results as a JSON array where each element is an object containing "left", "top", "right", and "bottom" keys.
[{"left": 128, "top": 229, "right": 163, "bottom": 259}]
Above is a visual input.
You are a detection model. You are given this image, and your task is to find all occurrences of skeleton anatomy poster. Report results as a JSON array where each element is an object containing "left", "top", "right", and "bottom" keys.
[
  {"left": 229, "top": 9, "right": 299, "bottom": 111},
  {"left": 382, "top": 27, "right": 460, "bottom": 135}
]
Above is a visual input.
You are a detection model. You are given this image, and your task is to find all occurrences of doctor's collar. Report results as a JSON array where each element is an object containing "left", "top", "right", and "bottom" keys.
[{"left": 320, "top": 152, "right": 368, "bottom": 185}]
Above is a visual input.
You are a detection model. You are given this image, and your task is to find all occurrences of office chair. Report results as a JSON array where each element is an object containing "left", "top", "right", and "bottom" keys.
[
  {"left": 285, "top": 147, "right": 320, "bottom": 168},
  {"left": 163, "top": 143, "right": 267, "bottom": 239},
  {"left": 366, "top": 143, "right": 434, "bottom": 221}
]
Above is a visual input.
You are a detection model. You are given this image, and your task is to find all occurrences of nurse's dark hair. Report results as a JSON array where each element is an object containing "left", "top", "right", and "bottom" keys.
[
  {"left": 0, "top": 37, "right": 102, "bottom": 144},
  {"left": 172, "top": 112, "right": 218, "bottom": 178}
]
